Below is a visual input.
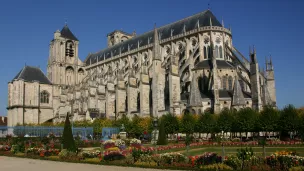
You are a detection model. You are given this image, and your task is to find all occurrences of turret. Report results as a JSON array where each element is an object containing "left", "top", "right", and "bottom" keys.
[
  {"left": 265, "top": 56, "right": 276, "bottom": 106},
  {"left": 249, "top": 46, "right": 262, "bottom": 111}
]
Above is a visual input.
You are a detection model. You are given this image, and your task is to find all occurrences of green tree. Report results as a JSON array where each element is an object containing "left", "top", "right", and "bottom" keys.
[
  {"left": 92, "top": 118, "right": 113, "bottom": 135},
  {"left": 258, "top": 106, "right": 280, "bottom": 137},
  {"left": 234, "top": 108, "right": 258, "bottom": 138},
  {"left": 279, "top": 104, "right": 300, "bottom": 139},
  {"left": 157, "top": 118, "right": 168, "bottom": 145},
  {"left": 180, "top": 111, "right": 196, "bottom": 134},
  {"left": 62, "top": 114, "right": 77, "bottom": 152},
  {"left": 196, "top": 113, "right": 217, "bottom": 138},
  {"left": 162, "top": 113, "right": 179, "bottom": 135},
  {"left": 217, "top": 108, "right": 233, "bottom": 135}
]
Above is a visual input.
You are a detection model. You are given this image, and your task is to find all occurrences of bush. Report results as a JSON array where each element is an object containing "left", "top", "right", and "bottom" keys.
[
  {"left": 58, "top": 149, "right": 78, "bottom": 160},
  {"left": 159, "top": 152, "right": 188, "bottom": 165},
  {"left": 61, "top": 114, "right": 76, "bottom": 152},
  {"left": 224, "top": 155, "right": 242, "bottom": 170},
  {"left": 199, "top": 163, "right": 233, "bottom": 171},
  {"left": 157, "top": 119, "right": 168, "bottom": 145},
  {"left": 195, "top": 152, "right": 222, "bottom": 167},
  {"left": 103, "top": 151, "right": 126, "bottom": 161}
]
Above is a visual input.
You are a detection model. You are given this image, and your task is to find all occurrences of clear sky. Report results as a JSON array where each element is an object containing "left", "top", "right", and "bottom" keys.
[{"left": 0, "top": 0, "right": 303, "bottom": 116}]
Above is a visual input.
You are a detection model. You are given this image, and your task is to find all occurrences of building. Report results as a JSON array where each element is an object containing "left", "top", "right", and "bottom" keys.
[{"left": 7, "top": 10, "right": 276, "bottom": 126}]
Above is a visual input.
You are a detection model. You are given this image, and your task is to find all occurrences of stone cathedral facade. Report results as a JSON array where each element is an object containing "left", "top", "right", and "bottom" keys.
[{"left": 7, "top": 10, "right": 276, "bottom": 126}]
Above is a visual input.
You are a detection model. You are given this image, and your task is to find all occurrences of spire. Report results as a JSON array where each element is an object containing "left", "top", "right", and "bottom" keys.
[
  {"left": 60, "top": 24, "right": 78, "bottom": 41},
  {"left": 221, "top": 17, "right": 224, "bottom": 28},
  {"left": 197, "top": 19, "right": 200, "bottom": 28},
  {"left": 250, "top": 45, "right": 257, "bottom": 64},
  {"left": 153, "top": 24, "right": 161, "bottom": 60},
  {"left": 249, "top": 46, "right": 252, "bottom": 55},
  {"left": 232, "top": 76, "right": 246, "bottom": 106}
]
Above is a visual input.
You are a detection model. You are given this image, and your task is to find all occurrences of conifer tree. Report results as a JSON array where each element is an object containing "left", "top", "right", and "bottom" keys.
[
  {"left": 62, "top": 114, "right": 77, "bottom": 152},
  {"left": 157, "top": 119, "right": 168, "bottom": 145}
]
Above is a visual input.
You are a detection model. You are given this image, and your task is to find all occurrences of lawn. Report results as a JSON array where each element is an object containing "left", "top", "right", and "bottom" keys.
[{"left": 177, "top": 146, "right": 304, "bottom": 156}]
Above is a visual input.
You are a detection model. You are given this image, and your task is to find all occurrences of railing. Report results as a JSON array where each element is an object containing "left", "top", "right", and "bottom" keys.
[{"left": 0, "top": 126, "right": 93, "bottom": 138}]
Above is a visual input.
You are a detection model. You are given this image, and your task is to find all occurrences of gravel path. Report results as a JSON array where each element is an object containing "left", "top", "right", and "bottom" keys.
[{"left": 0, "top": 156, "right": 181, "bottom": 171}]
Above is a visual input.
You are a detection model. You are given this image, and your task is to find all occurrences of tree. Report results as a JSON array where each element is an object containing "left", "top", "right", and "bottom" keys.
[
  {"left": 157, "top": 118, "right": 168, "bottom": 145},
  {"left": 279, "top": 104, "right": 300, "bottom": 139},
  {"left": 234, "top": 108, "right": 258, "bottom": 139},
  {"left": 258, "top": 106, "right": 280, "bottom": 137},
  {"left": 196, "top": 113, "right": 217, "bottom": 139},
  {"left": 162, "top": 113, "right": 179, "bottom": 135},
  {"left": 62, "top": 114, "right": 77, "bottom": 152},
  {"left": 180, "top": 111, "right": 196, "bottom": 134},
  {"left": 217, "top": 108, "right": 233, "bottom": 136}
]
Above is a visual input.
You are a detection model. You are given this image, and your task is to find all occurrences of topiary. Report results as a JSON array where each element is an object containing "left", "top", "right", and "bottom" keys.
[
  {"left": 157, "top": 119, "right": 167, "bottom": 145},
  {"left": 61, "top": 114, "right": 77, "bottom": 152}
]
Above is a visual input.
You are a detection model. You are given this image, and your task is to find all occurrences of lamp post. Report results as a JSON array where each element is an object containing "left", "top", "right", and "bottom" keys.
[
  {"left": 152, "top": 117, "right": 158, "bottom": 151},
  {"left": 221, "top": 130, "right": 225, "bottom": 162}
]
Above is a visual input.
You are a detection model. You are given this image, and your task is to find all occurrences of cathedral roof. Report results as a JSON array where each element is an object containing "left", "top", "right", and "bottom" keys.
[
  {"left": 193, "top": 59, "right": 234, "bottom": 70},
  {"left": 85, "top": 10, "right": 221, "bottom": 65},
  {"left": 60, "top": 24, "right": 79, "bottom": 41},
  {"left": 12, "top": 66, "right": 52, "bottom": 84}
]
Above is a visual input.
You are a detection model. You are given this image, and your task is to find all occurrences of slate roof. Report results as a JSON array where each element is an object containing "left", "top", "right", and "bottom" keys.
[
  {"left": 85, "top": 10, "right": 222, "bottom": 65},
  {"left": 60, "top": 25, "right": 79, "bottom": 41},
  {"left": 12, "top": 66, "right": 52, "bottom": 84},
  {"left": 193, "top": 59, "right": 235, "bottom": 70}
]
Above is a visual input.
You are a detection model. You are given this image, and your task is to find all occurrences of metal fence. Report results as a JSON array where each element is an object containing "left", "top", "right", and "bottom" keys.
[
  {"left": 101, "top": 127, "right": 120, "bottom": 141},
  {"left": 0, "top": 126, "right": 93, "bottom": 138}
]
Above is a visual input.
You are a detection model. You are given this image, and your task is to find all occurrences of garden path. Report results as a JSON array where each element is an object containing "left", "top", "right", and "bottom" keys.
[{"left": 0, "top": 156, "right": 182, "bottom": 171}]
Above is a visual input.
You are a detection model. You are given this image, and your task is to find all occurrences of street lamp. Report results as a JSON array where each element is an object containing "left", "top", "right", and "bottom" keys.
[{"left": 152, "top": 117, "right": 158, "bottom": 147}]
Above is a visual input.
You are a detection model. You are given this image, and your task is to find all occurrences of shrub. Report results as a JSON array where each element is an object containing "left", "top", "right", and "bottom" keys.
[
  {"left": 195, "top": 152, "right": 222, "bottom": 167},
  {"left": 224, "top": 155, "right": 242, "bottom": 170},
  {"left": 199, "top": 163, "right": 233, "bottom": 171},
  {"left": 157, "top": 119, "right": 167, "bottom": 145},
  {"left": 61, "top": 114, "right": 76, "bottom": 152},
  {"left": 160, "top": 152, "right": 188, "bottom": 165},
  {"left": 103, "top": 140, "right": 115, "bottom": 149},
  {"left": 79, "top": 150, "right": 101, "bottom": 159},
  {"left": 58, "top": 149, "right": 78, "bottom": 160},
  {"left": 103, "top": 151, "right": 125, "bottom": 161}
]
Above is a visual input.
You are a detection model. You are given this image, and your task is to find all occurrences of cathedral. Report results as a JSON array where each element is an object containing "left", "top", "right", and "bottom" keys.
[{"left": 7, "top": 10, "right": 276, "bottom": 126}]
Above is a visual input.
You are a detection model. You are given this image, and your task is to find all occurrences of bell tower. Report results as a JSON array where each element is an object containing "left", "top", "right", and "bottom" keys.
[{"left": 47, "top": 24, "right": 80, "bottom": 86}]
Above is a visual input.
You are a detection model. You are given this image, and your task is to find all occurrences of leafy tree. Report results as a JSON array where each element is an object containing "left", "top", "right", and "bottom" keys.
[
  {"left": 279, "top": 104, "right": 300, "bottom": 139},
  {"left": 258, "top": 106, "right": 280, "bottom": 136},
  {"left": 162, "top": 113, "right": 179, "bottom": 135},
  {"left": 234, "top": 108, "right": 258, "bottom": 138},
  {"left": 180, "top": 111, "right": 196, "bottom": 134},
  {"left": 196, "top": 113, "right": 217, "bottom": 138},
  {"left": 92, "top": 118, "right": 113, "bottom": 135},
  {"left": 217, "top": 108, "right": 233, "bottom": 135},
  {"left": 157, "top": 118, "right": 168, "bottom": 145},
  {"left": 62, "top": 114, "right": 77, "bottom": 152}
]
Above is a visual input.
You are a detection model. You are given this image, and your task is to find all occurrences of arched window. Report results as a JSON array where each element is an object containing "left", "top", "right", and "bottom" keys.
[
  {"left": 40, "top": 91, "right": 49, "bottom": 104},
  {"left": 228, "top": 76, "right": 233, "bottom": 90},
  {"left": 222, "top": 76, "right": 227, "bottom": 90},
  {"left": 208, "top": 46, "right": 211, "bottom": 59},
  {"left": 66, "top": 66, "right": 74, "bottom": 85},
  {"left": 204, "top": 46, "right": 207, "bottom": 59},
  {"left": 65, "top": 41, "right": 74, "bottom": 57},
  {"left": 219, "top": 46, "right": 223, "bottom": 58},
  {"left": 215, "top": 45, "right": 219, "bottom": 58}
]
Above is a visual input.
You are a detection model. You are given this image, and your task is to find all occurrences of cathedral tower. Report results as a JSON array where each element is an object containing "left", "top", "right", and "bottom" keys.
[{"left": 47, "top": 24, "right": 83, "bottom": 86}]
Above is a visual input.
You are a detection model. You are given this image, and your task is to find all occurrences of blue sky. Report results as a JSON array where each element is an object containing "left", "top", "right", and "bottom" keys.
[{"left": 0, "top": 0, "right": 303, "bottom": 116}]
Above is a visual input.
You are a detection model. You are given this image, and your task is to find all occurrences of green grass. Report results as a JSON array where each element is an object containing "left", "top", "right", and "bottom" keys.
[{"left": 180, "top": 146, "right": 304, "bottom": 156}]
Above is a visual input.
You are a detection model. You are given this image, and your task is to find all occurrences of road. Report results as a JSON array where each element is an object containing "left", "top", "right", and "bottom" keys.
[{"left": 0, "top": 156, "right": 180, "bottom": 171}]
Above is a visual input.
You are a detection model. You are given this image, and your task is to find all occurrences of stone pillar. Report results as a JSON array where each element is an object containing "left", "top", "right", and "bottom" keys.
[
  {"left": 115, "top": 77, "right": 126, "bottom": 118},
  {"left": 169, "top": 55, "right": 181, "bottom": 115},
  {"left": 127, "top": 75, "right": 138, "bottom": 115},
  {"left": 97, "top": 83, "right": 106, "bottom": 117},
  {"left": 211, "top": 44, "right": 220, "bottom": 114},
  {"left": 140, "top": 71, "right": 150, "bottom": 117},
  {"left": 106, "top": 81, "right": 115, "bottom": 119}
]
